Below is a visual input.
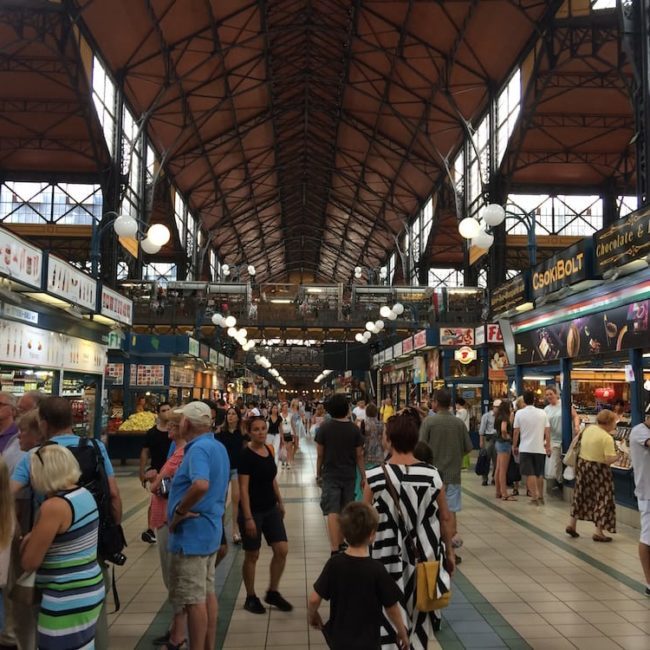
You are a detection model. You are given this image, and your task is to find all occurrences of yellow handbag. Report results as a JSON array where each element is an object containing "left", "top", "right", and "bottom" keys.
[
  {"left": 382, "top": 464, "right": 452, "bottom": 612},
  {"left": 416, "top": 560, "right": 451, "bottom": 611}
]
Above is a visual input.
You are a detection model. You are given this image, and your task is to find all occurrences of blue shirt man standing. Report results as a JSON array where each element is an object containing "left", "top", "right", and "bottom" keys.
[{"left": 167, "top": 402, "right": 229, "bottom": 650}]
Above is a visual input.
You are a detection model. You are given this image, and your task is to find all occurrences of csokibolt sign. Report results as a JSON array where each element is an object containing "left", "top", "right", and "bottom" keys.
[{"left": 531, "top": 241, "right": 589, "bottom": 300}]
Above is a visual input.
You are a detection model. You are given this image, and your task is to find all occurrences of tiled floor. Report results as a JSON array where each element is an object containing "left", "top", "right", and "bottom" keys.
[{"left": 107, "top": 442, "right": 650, "bottom": 649}]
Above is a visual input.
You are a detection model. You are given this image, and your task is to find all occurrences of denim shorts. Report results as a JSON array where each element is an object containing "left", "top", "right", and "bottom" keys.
[
  {"left": 495, "top": 440, "right": 512, "bottom": 455},
  {"left": 445, "top": 483, "right": 462, "bottom": 513},
  {"left": 320, "top": 478, "right": 355, "bottom": 515}
]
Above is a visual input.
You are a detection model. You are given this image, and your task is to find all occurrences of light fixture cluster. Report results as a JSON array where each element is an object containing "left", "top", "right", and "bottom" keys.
[
  {"left": 379, "top": 302, "right": 405, "bottom": 320},
  {"left": 314, "top": 369, "right": 333, "bottom": 383},
  {"left": 211, "top": 313, "right": 256, "bottom": 351},
  {"left": 113, "top": 215, "right": 171, "bottom": 255},
  {"left": 458, "top": 203, "right": 506, "bottom": 249},
  {"left": 254, "top": 354, "right": 286, "bottom": 385},
  {"left": 221, "top": 264, "right": 256, "bottom": 277}
]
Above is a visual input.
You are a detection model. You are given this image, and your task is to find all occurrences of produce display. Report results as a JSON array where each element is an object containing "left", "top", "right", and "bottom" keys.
[{"left": 118, "top": 411, "right": 156, "bottom": 432}]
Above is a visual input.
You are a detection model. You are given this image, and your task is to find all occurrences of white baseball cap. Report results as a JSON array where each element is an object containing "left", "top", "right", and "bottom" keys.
[
  {"left": 174, "top": 401, "right": 212, "bottom": 428},
  {"left": 493, "top": 399, "right": 502, "bottom": 407}
]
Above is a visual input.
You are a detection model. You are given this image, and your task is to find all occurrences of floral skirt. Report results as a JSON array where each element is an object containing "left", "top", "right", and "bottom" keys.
[{"left": 570, "top": 458, "right": 616, "bottom": 533}]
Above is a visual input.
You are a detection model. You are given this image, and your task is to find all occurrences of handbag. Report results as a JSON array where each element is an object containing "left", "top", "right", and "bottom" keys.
[
  {"left": 475, "top": 449, "right": 489, "bottom": 476},
  {"left": 381, "top": 464, "right": 451, "bottom": 611},
  {"left": 563, "top": 433, "right": 582, "bottom": 468}
]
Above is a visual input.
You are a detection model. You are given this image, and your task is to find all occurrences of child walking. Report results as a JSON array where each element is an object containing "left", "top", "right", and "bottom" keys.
[{"left": 308, "top": 502, "right": 409, "bottom": 650}]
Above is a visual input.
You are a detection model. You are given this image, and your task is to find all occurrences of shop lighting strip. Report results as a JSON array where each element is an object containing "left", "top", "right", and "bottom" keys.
[{"left": 512, "top": 279, "right": 650, "bottom": 334}]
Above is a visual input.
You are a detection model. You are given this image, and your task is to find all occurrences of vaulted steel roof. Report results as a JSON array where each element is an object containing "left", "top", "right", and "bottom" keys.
[{"left": 71, "top": 0, "right": 560, "bottom": 281}]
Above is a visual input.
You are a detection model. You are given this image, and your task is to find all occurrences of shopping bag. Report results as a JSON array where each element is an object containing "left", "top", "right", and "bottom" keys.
[
  {"left": 475, "top": 449, "right": 490, "bottom": 476},
  {"left": 278, "top": 446, "right": 288, "bottom": 463},
  {"left": 506, "top": 454, "right": 521, "bottom": 485},
  {"left": 563, "top": 433, "right": 582, "bottom": 468},
  {"left": 544, "top": 455, "right": 555, "bottom": 480}
]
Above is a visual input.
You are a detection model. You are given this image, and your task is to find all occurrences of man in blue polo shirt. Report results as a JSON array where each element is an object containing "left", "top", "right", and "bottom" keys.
[{"left": 168, "top": 401, "right": 229, "bottom": 650}]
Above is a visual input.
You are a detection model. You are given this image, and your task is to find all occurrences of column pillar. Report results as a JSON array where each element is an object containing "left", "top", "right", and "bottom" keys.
[
  {"left": 560, "top": 357, "right": 573, "bottom": 452},
  {"left": 629, "top": 348, "right": 644, "bottom": 426}
]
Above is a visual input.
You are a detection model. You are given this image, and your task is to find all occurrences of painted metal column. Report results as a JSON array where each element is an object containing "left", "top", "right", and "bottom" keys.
[
  {"left": 480, "top": 346, "right": 490, "bottom": 414},
  {"left": 515, "top": 364, "right": 524, "bottom": 396},
  {"left": 560, "top": 357, "right": 573, "bottom": 452},
  {"left": 629, "top": 348, "right": 644, "bottom": 426}
]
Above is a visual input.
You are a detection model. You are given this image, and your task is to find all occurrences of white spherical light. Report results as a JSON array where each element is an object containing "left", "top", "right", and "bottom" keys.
[
  {"left": 239, "top": 328, "right": 248, "bottom": 339},
  {"left": 224, "top": 316, "right": 237, "bottom": 328},
  {"left": 221, "top": 264, "right": 230, "bottom": 276},
  {"left": 146, "top": 223, "right": 171, "bottom": 247},
  {"left": 211, "top": 313, "right": 223, "bottom": 326},
  {"left": 228, "top": 327, "right": 238, "bottom": 337},
  {"left": 365, "top": 321, "right": 375, "bottom": 332},
  {"left": 363, "top": 331, "right": 372, "bottom": 341},
  {"left": 392, "top": 302, "right": 404, "bottom": 316},
  {"left": 380, "top": 305, "right": 391, "bottom": 318},
  {"left": 113, "top": 215, "right": 138, "bottom": 238},
  {"left": 458, "top": 217, "right": 481, "bottom": 239},
  {"left": 387, "top": 310, "right": 398, "bottom": 321},
  {"left": 255, "top": 355, "right": 261, "bottom": 364},
  {"left": 472, "top": 229, "right": 495, "bottom": 249},
  {"left": 375, "top": 320, "right": 385, "bottom": 331},
  {"left": 247, "top": 265, "right": 256, "bottom": 276},
  {"left": 140, "top": 237, "right": 161, "bottom": 255},
  {"left": 482, "top": 203, "right": 506, "bottom": 227},
  {"left": 355, "top": 333, "right": 364, "bottom": 342}
]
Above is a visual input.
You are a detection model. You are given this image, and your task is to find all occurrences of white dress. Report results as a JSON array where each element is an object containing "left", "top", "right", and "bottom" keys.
[{"left": 367, "top": 463, "right": 451, "bottom": 650}]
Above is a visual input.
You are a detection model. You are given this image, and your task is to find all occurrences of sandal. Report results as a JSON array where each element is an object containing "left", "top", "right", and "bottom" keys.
[
  {"left": 565, "top": 527, "right": 579, "bottom": 538},
  {"left": 501, "top": 495, "right": 517, "bottom": 501},
  {"left": 592, "top": 534, "right": 612, "bottom": 543},
  {"left": 512, "top": 488, "right": 519, "bottom": 496}
]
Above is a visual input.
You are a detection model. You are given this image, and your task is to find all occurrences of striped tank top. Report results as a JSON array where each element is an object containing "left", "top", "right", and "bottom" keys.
[{"left": 36, "top": 486, "right": 105, "bottom": 650}]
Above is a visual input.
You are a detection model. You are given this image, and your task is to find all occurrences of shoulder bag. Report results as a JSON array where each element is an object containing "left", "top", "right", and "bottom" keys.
[
  {"left": 563, "top": 432, "right": 582, "bottom": 468},
  {"left": 381, "top": 464, "right": 451, "bottom": 612}
]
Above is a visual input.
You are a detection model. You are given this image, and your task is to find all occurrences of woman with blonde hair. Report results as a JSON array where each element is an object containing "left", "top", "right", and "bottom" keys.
[
  {"left": 0, "top": 457, "right": 15, "bottom": 629},
  {"left": 17, "top": 408, "right": 45, "bottom": 452},
  {"left": 566, "top": 409, "right": 619, "bottom": 542},
  {"left": 21, "top": 444, "right": 105, "bottom": 649}
]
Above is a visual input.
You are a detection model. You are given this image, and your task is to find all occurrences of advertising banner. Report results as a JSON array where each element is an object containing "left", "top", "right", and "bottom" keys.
[
  {"left": 491, "top": 273, "right": 528, "bottom": 315},
  {"left": 486, "top": 323, "right": 503, "bottom": 343},
  {"left": 413, "top": 356, "right": 427, "bottom": 383},
  {"left": 106, "top": 363, "right": 124, "bottom": 384},
  {"left": 474, "top": 325, "right": 485, "bottom": 346},
  {"left": 440, "top": 327, "right": 474, "bottom": 347},
  {"left": 594, "top": 206, "right": 650, "bottom": 274},
  {"left": 454, "top": 346, "right": 477, "bottom": 364},
  {"left": 100, "top": 286, "right": 133, "bottom": 326},
  {"left": 136, "top": 364, "right": 166, "bottom": 386},
  {"left": 531, "top": 241, "right": 589, "bottom": 299},
  {"left": 402, "top": 336, "right": 414, "bottom": 354},
  {"left": 47, "top": 256, "right": 97, "bottom": 311},
  {"left": 392, "top": 341, "right": 403, "bottom": 358},
  {"left": 413, "top": 330, "right": 428, "bottom": 350},
  {"left": 0, "top": 227, "right": 42, "bottom": 289},
  {"left": 514, "top": 299, "right": 650, "bottom": 364}
]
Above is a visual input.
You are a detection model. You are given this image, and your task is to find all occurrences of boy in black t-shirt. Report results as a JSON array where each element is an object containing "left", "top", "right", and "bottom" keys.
[{"left": 308, "top": 502, "right": 409, "bottom": 650}]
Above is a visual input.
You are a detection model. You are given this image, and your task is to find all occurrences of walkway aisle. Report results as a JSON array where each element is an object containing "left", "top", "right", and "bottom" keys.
[{"left": 107, "top": 447, "right": 650, "bottom": 650}]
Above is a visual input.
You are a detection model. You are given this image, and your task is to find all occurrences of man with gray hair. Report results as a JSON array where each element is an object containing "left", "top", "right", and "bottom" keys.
[
  {"left": 168, "top": 401, "right": 230, "bottom": 650},
  {"left": 17, "top": 389, "right": 44, "bottom": 416}
]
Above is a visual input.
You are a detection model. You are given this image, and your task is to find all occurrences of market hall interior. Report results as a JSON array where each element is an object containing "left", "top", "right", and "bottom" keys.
[{"left": 0, "top": 0, "right": 650, "bottom": 649}]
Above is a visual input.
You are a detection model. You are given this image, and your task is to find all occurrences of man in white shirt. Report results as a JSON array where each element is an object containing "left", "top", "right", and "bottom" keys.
[
  {"left": 352, "top": 399, "right": 366, "bottom": 426},
  {"left": 513, "top": 391, "right": 551, "bottom": 505},
  {"left": 630, "top": 411, "right": 650, "bottom": 597}
]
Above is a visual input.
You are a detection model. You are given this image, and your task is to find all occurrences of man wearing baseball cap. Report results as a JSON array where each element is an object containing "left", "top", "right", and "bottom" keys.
[
  {"left": 167, "top": 402, "right": 230, "bottom": 649},
  {"left": 478, "top": 399, "right": 501, "bottom": 486}
]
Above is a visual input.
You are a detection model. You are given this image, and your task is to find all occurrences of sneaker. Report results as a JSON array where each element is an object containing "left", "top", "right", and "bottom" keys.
[
  {"left": 141, "top": 529, "right": 156, "bottom": 544},
  {"left": 244, "top": 595, "right": 266, "bottom": 614},
  {"left": 265, "top": 590, "right": 293, "bottom": 612}
]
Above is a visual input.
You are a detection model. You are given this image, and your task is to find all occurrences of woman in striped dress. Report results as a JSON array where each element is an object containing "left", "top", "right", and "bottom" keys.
[
  {"left": 364, "top": 412, "right": 455, "bottom": 650},
  {"left": 21, "top": 444, "right": 105, "bottom": 650}
]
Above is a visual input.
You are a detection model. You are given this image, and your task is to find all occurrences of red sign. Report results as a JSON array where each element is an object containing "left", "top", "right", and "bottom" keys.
[
  {"left": 413, "top": 330, "right": 427, "bottom": 350},
  {"left": 487, "top": 323, "right": 503, "bottom": 343},
  {"left": 454, "top": 346, "right": 477, "bottom": 364},
  {"left": 402, "top": 337, "right": 414, "bottom": 354}
]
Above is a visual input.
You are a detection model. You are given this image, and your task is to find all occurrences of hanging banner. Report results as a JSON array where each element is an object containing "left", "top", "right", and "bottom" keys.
[
  {"left": 0, "top": 227, "right": 42, "bottom": 289},
  {"left": 486, "top": 323, "right": 503, "bottom": 343},
  {"left": 594, "top": 206, "right": 650, "bottom": 274},
  {"left": 474, "top": 326, "right": 485, "bottom": 346},
  {"left": 491, "top": 273, "right": 528, "bottom": 315},
  {"left": 531, "top": 241, "right": 589, "bottom": 299},
  {"left": 47, "top": 256, "right": 97, "bottom": 311},
  {"left": 106, "top": 363, "right": 124, "bottom": 384},
  {"left": 515, "top": 299, "right": 650, "bottom": 363},
  {"left": 413, "top": 330, "right": 428, "bottom": 350},
  {"left": 100, "top": 286, "right": 133, "bottom": 326},
  {"left": 402, "top": 337, "right": 414, "bottom": 354},
  {"left": 392, "top": 341, "right": 403, "bottom": 358}
]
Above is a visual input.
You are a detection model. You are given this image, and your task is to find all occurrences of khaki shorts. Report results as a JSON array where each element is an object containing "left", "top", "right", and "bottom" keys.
[{"left": 169, "top": 551, "right": 218, "bottom": 607}]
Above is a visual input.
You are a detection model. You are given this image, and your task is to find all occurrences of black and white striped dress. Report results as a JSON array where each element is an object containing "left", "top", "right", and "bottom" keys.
[{"left": 367, "top": 463, "right": 451, "bottom": 650}]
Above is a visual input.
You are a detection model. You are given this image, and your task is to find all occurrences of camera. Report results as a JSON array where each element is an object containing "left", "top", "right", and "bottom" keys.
[
  {"left": 158, "top": 476, "right": 172, "bottom": 498},
  {"left": 106, "top": 551, "right": 127, "bottom": 566}
]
